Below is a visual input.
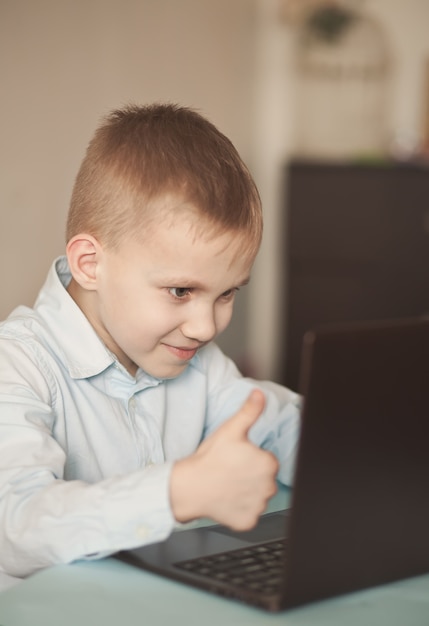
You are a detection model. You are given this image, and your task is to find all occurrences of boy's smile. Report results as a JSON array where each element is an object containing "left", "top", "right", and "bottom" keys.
[
  {"left": 163, "top": 344, "right": 199, "bottom": 361},
  {"left": 68, "top": 208, "right": 256, "bottom": 379}
]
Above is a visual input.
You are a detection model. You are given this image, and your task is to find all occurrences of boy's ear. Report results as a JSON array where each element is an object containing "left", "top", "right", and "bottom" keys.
[{"left": 66, "top": 234, "right": 101, "bottom": 291}]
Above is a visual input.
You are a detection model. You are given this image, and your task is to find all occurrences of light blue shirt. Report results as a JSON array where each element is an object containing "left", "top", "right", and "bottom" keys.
[{"left": 0, "top": 257, "right": 301, "bottom": 582}]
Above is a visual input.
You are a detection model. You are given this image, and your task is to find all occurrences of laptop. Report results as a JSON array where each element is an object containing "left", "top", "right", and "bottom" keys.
[{"left": 116, "top": 316, "right": 429, "bottom": 611}]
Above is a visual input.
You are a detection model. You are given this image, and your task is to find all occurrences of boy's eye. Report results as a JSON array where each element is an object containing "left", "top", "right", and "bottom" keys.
[
  {"left": 221, "top": 288, "right": 238, "bottom": 300},
  {"left": 168, "top": 287, "right": 191, "bottom": 299}
]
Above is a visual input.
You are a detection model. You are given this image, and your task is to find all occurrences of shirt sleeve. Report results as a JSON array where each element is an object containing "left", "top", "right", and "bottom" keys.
[
  {"left": 0, "top": 336, "right": 175, "bottom": 579},
  {"left": 199, "top": 343, "right": 302, "bottom": 486}
]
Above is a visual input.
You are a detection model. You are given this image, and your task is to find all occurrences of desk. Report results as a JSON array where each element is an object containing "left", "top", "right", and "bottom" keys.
[{"left": 1, "top": 487, "right": 429, "bottom": 626}]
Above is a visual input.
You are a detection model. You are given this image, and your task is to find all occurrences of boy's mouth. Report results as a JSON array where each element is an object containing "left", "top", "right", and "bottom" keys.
[{"left": 163, "top": 344, "right": 200, "bottom": 361}]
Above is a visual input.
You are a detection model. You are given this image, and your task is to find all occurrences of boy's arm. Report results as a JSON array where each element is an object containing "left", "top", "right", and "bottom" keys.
[
  {"left": 0, "top": 383, "right": 276, "bottom": 580},
  {"left": 0, "top": 339, "right": 282, "bottom": 580},
  {"left": 0, "top": 338, "right": 175, "bottom": 579}
]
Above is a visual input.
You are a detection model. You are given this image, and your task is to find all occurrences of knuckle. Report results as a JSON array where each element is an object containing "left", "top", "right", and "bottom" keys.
[
  {"left": 261, "top": 450, "right": 279, "bottom": 474},
  {"left": 270, "top": 452, "right": 280, "bottom": 473},
  {"left": 236, "top": 514, "right": 259, "bottom": 532},
  {"left": 268, "top": 479, "right": 278, "bottom": 499}
]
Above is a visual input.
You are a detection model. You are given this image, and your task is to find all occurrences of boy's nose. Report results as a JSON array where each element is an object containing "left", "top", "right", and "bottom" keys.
[{"left": 181, "top": 305, "right": 217, "bottom": 343}]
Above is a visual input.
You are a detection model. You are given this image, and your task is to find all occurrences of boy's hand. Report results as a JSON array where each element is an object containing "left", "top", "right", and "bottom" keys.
[{"left": 170, "top": 389, "right": 279, "bottom": 530}]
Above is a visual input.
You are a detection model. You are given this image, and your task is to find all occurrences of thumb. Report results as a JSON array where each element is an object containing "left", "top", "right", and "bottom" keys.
[{"left": 221, "top": 389, "right": 266, "bottom": 440}]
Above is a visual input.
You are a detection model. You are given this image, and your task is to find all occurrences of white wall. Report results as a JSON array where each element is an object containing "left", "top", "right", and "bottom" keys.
[{"left": 1, "top": 0, "right": 428, "bottom": 381}]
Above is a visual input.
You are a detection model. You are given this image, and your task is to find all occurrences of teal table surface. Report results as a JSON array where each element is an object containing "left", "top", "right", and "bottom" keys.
[{"left": 1, "top": 487, "right": 429, "bottom": 626}]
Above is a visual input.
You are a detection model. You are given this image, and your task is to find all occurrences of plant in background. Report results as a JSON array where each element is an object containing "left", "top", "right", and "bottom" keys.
[
  {"left": 280, "top": 0, "right": 363, "bottom": 41},
  {"left": 304, "top": 4, "right": 357, "bottom": 43}
]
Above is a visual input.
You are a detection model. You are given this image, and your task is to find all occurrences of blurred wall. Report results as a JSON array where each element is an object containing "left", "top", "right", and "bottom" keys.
[{"left": 1, "top": 0, "right": 429, "bottom": 381}]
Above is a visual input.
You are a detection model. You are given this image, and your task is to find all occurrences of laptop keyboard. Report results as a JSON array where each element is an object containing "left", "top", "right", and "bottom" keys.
[{"left": 174, "top": 538, "right": 286, "bottom": 594}]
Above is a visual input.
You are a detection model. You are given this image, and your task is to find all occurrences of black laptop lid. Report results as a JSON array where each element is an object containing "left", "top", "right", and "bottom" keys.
[{"left": 281, "top": 317, "right": 429, "bottom": 609}]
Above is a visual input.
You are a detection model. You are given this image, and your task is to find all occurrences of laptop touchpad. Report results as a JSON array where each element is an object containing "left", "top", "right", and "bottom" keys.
[{"left": 210, "top": 510, "right": 289, "bottom": 544}]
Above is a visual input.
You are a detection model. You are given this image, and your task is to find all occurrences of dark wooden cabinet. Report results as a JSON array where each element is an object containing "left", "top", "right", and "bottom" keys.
[{"left": 280, "top": 161, "right": 429, "bottom": 391}]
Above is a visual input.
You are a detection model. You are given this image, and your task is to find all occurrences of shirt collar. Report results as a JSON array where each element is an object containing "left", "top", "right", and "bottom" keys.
[{"left": 34, "top": 257, "right": 122, "bottom": 380}]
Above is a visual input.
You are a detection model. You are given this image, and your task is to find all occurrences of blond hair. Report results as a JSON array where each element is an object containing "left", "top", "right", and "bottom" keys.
[{"left": 66, "top": 103, "right": 262, "bottom": 251}]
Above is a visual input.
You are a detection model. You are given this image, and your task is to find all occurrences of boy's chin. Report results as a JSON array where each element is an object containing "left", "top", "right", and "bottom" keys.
[{"left": 144, "top": 361, "right": 190, "bottom": 380}]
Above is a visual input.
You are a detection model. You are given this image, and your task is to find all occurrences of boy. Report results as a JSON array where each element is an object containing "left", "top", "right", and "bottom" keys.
[{"left": 0, "top": 104, "right": 300, "bottom": 587}]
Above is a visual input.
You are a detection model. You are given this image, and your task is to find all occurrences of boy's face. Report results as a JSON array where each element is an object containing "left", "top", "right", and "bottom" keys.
[{"left": 87, "top": 209, "right": 257, "bottom": 379}]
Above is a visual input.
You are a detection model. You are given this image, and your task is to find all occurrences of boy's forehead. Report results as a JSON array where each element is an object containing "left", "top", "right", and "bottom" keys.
[
  {"left": 140, "top": 194, "right": 259, "bottom": 252},
  {"left": 124, "top": 206, "right": 257, "bottom": 279},
  {"left": 145, "top": 193, "right": 218, "bottom": 233}
]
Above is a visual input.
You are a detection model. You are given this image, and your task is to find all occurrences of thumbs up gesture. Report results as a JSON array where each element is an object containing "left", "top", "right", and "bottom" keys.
[{"left": 170, "top": 390, "right": 279, "bottom": 530}]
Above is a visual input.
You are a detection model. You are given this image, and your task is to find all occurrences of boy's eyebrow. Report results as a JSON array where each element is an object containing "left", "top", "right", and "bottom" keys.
[
  {"left": 160, "top": 275, "right": 251, "bottom": 288},
  {"left": 238, "top": 276, "right": 251, "bottom": 287}
]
